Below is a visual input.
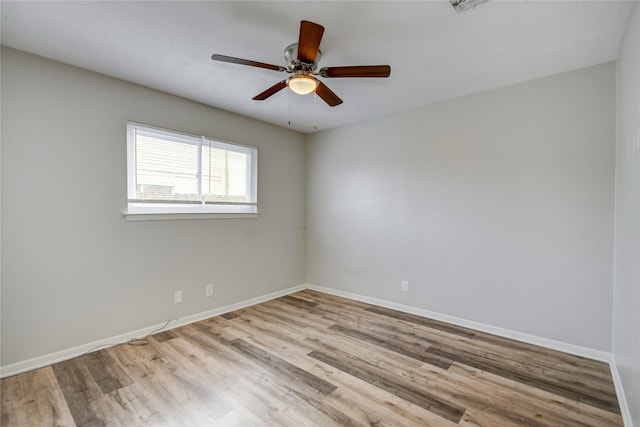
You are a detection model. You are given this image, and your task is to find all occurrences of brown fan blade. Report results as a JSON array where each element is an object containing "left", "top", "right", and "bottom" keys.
[
  {"left": 319, "top": 65, "right": 391, "bottom": 78},
  {"left": 297, "top": 20, "right": 324, "bottom": 64},
  {"left": 212, "top": 54, "right": 287, "bottom": 72},
  {"left": 253, "top": 80, "right": 288, "bottom": 100},
  {"left": 315, "top": 81, "right": 343, "bottom": 107}
]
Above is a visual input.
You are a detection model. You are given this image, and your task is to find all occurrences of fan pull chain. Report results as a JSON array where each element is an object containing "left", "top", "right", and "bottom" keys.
[
  {"left": 313, "top": 90, "right": 318, "bottom": 131},
  {"left": 288, "top": 89, "right": 292, "bottom": 126}
]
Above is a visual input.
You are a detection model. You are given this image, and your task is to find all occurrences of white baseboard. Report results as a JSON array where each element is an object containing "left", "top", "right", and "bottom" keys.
[
  {"left": 306, "top": 284, "right": 612, "bottom": 362},
  {"left": 609, "top": 355, "right": 635, "bottom": 427},
  {"left": 0, "top": 284, "right": 306, "bottom": 378}
]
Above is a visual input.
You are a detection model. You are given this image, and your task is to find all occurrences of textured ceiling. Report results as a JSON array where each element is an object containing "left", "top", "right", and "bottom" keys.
[{"left": 0, "top": 1, "right": 634, "bottom": 133}]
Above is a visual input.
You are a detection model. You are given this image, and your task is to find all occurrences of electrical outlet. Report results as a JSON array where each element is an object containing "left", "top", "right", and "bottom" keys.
[
  {"left": 205, "top": 284, "right": 214, "bottom": 297},
  {"left": 174, "top": 291, "right": 183, "bottom": 304},
  {"left": 401, "top": 281, "right": 409, "bottom": 292}
]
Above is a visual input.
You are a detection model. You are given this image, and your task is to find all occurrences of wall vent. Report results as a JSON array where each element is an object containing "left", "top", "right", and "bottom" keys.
[{"left": 450, "top": 0, "right": 489, "bottom": 13}]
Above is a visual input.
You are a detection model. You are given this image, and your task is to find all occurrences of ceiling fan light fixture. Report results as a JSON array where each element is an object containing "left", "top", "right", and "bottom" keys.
[{"left": 288, "top": 75, "right": 318, "bottom": 95}]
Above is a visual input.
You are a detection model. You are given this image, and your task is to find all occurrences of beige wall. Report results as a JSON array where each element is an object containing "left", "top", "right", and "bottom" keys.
[
  {"left": 0, "top": 47, "right": 307, "bottom": 365},
  {"left": 307, "top": 62, "right": 616, "bottom": 351}
]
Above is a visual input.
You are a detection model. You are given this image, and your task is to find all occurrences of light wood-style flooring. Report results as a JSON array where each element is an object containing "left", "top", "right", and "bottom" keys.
[{"left": 1, "top": 290, "right": 623, "bottom": 426}]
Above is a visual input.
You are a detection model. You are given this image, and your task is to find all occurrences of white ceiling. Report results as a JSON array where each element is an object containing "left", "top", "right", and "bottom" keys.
[{"left": 0, "top": 1, "right": 634, "bottom": 134}]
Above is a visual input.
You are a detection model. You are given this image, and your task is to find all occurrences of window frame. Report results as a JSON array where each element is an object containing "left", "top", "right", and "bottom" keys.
[{"left": 124, "top": 121, "right": 259, "bottom": 221}]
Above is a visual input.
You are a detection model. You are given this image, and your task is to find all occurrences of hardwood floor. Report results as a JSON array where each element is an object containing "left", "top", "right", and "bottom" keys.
[{"left": 1, "top": 290, "right": 623, "bottom": 426}]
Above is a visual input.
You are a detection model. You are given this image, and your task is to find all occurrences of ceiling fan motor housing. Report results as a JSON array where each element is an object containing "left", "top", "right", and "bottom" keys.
[{"left": 284, "top": 43, "right": 321, "bottom": 73}]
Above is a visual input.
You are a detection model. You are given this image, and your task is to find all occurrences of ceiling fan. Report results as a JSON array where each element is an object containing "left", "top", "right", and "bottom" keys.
[{"left": 211, "top": 20, "right": 391, "bottom": 107}]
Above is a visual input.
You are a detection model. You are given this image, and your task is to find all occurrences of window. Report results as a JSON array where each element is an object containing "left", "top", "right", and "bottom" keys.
[{"left": 125, "top": 122, "right": 258, "bottom": 219}]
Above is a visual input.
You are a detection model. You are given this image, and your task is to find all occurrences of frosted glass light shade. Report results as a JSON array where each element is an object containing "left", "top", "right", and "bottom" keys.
[{"left": 288, "top": 75, "right": 318, "bottom": 95}]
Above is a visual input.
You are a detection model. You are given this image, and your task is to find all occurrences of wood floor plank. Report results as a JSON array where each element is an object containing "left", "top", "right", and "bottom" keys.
[
  {"left": 1, "top": 367, "right": 75, "bottom": 427},
  {"left": 224, "top": 306, "right": 319, "bottom": 351},
  {"left": 228, "top": 339, "right": 337, "bottom": 398},
  {"left": 333, "top": 301, "right": 620, "bottom": 414},
  {"left": 219, "top": 311, "right": 457, "bottom": 425},
  {"left": 151, "top": 330, "right": 177, "bottom": 343},
  {"left": 328, "top": 323, "right": 453, "bottom": 369},
  {"left": 365, "top": 305, "right": 478, "bottom": 338},
  {"left": 304, "top": 328, "right": 556, "bottom": 425},
  {"left": 172, "top": 321, "right": 360, "bottom": 427},
  {"left": 305, "top": 356, "right": 461, "bottom": 426},
  {"left": 106, "top": 382, "right": 171, "bottom": 427},
  {"left": 425, "top": 363, "right": 585, "bottom": 427},
  {"left": 216, "top": 314, "right": 428, "bottom": 426},
  {"left": 427, "top": 342, "right": 620, "bottom": 413},
  {"left": 279, "top": 294, "right": 319, "bottom": 309},
  {"left": 225, "top": 312, "right": 317, "bottom": 354},
  {"left": 254, "top": 300, "right": 335, "bottom": 330},
  {"left": 51, "top": 357, "right": 111, "bottom": 426},
  {"left": 308, "top": 348, "right": 466, "bottom": 423},
  {"left": 449, "top": 362, "right": 624, "bottom": 427},
  {"left": 454, "top": 329, "right": 618, "bottom": 392},
  {"left": 108, "top": 336, "right": 235, "bottom": 425},
  {"left": 1, "top": 290, "right": 624, "bottom": 426},
  {"left": 154, "top": 331, "right": 314, "bottom": 426},
  {"left": 51, "top": 355, "right": 139, "bottom": 427},
  {"left": 1, "top": 374, "right": 22, "bottom": 426},
  {"left": 359, "top": 298, "right": 615, "bottom": 389},
  {"left": 82, "top": 350, "right": 133, "bottom": 394},
  {"left": 220, "top": 311, "right": 241, "bottom": 320},
  {"left": 160, "top": 333, "right": 297, "bottom": 424}
]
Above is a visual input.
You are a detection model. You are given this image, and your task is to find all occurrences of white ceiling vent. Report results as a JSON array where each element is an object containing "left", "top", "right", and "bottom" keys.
[{"left": 450, "top": 0, "right": 489, "bottom": 13}]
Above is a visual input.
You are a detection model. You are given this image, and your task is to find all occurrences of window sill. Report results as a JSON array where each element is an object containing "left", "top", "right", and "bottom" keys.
[{"left": 123, "top": 211, "right": 260, "bottom": 221}]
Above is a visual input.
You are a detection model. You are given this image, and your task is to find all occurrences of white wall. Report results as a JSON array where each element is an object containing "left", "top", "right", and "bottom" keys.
[
  {"left": 307, "top": 62, "right": 616, "bottom": 351},
  {"left": 613, "top": 3, "right": 640, "bottom": 425},
  {"left": 0, "top": 47, "right": 306, "bottom": 366}
]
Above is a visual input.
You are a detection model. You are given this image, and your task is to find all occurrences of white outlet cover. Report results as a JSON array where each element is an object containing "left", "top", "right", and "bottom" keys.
[
  {"left": 206, "top": 284, "right": 214, "bottom": 297},
  {"left": 174, "top": 291, "right": 183, "bottom": 303}
]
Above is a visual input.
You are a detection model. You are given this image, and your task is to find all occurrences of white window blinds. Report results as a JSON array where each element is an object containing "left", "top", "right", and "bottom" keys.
[{"left": 126, "top": 122, "right": 257, "bottom": 215}]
